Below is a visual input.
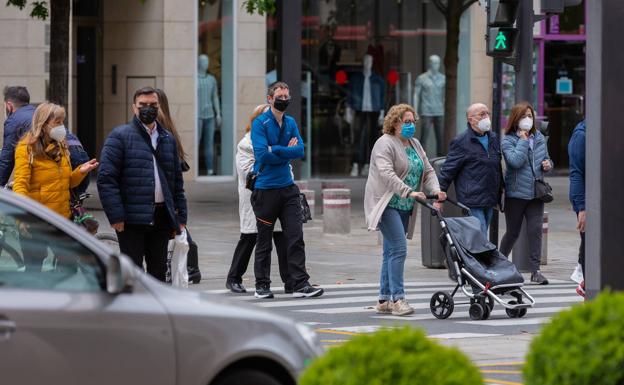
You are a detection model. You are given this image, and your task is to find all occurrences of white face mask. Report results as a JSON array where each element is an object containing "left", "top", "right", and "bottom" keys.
[
  {"left": 49, "top": 125, "right": 67, "bottom": 142},
  {"left": 477, "top": 117, "right": 491, "bottom": 132},
  {"left": 519, "top": 117, "right": 533, "bottom": 131}
]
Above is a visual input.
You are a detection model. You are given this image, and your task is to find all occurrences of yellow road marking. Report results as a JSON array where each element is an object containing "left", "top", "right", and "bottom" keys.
[
  {"left": 483, "top": 378, "right": 523, "bottom": 385},
  {"left": 315, "top": 329, "right": 359, "bottom": 336},
  {"left": 478, "top": 361, "right": 524, "bottom": 367},
  {"left": 481, "top": 369, "right": 522, "bottom": 374}
]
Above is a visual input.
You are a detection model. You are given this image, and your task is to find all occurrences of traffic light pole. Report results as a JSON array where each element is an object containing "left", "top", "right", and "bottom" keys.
[
  {"left": 514, "top": 0, "right": 534, "bottom": 103},
  {"left": 490, "top": 57, "right": 503, "bottom": 247}
]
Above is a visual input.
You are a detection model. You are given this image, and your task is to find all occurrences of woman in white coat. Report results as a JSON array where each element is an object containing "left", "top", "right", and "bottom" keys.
[{"left": 225, "top": 104, "right": 291, "bottom": 294}]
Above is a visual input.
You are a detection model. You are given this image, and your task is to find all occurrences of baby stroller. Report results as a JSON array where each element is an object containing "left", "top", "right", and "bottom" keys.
[{"left": 417, "top": 195, "right": 535, "bottom": 321}]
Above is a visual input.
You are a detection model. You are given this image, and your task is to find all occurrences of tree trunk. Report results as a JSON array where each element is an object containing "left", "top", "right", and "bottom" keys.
[
  {"left": 49, "top": 0, "right": 70, "bottom": 110},
  {"left": 442, "top": 0, "right": 463, "bottom": 154}
]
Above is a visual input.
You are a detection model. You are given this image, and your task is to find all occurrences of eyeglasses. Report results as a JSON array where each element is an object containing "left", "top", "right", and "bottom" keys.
[{"left": 469, "top": 111, "right": 491, "bottom": 119}]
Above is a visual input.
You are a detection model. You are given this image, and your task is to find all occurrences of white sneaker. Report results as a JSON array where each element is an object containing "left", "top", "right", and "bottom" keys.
[
  {"left": 374, "top": 301, "right": 392, "bottom": 314},
  {"left": 391, "top": 299, "right": 414, "bottom": 316},
  {"left": 350, "top": 163, "right": 359, "bottom": 177},
  {"left": 361, "top": 164, "right": 370, "bottom": 176}
]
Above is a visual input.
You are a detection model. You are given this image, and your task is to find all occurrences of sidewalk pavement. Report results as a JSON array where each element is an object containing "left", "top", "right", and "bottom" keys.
[{"left": 87, "top": 175, "right": 581, "bottom": 291}]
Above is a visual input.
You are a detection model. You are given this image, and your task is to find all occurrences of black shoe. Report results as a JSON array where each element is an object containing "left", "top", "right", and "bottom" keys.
[
  {"left": 293, "top": 285, "right": 324, "bottom": 298},
  {"left": 188, "top": 268, "right": 202, "bottom": 284},
  {"left": 226, "top": 281, "right": 247, "bottom": 293},
  {"left": 254, "top": 286, "right": 274, "bottom": 299},
  {"left": 284, "top": 285, "right": 294, "bottom": 294},
  {"left": 531, "top": 270, "right": 549, "bottom": 285}
]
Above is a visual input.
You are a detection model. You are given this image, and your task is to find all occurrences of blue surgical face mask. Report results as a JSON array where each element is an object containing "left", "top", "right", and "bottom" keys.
[{"left": 401, "top": 122, "right": 416, "bottom": 139}]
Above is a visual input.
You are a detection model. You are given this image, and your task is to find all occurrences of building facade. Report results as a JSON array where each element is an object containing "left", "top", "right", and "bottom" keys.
[{"left": 0, "top": 0, "right": 501, "bottom": 182}]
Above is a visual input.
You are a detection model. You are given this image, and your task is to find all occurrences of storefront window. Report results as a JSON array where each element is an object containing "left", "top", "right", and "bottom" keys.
[
  {"left": 269, "top": 0, "right": 447, "bottom": 177},
  {"left": 197, "top": 0, "right": 234, "bottom": 177}
]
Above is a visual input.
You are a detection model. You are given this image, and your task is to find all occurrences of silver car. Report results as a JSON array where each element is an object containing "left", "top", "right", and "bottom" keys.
[{"left": 0, "top": 191, "right": 321, "bottom": 385}]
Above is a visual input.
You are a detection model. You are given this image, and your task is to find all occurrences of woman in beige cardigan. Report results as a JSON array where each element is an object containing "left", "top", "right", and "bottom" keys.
[{"left": 364, "top": 104, "right": 446, "bottom": 316}]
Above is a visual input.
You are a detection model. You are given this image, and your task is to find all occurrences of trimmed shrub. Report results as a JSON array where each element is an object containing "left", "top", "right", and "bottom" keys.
[
  {"left": 524, "top": 291, "right": 624, "bottom": 385},
  {"left": 300, "top": 326, "right": 483, "bottom": 385}
]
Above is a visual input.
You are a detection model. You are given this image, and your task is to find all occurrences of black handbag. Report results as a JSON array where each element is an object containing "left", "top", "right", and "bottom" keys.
[
  {"left": 245, "top": 164, "right": 264, "bottom": 191},
  {"left": 299, "top": 193, "right": 312, "bottom": 223},
  {"left": 531, "top": 156, "right": 554, "bottom": 203}
]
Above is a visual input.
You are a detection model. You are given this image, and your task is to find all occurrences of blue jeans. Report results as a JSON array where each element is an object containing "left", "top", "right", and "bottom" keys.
[
  {"left": 470, "top": 206, "right": 494, "bottom": 235},
  {"left": 198, "top": 117, "right": 215, "bottom": 173},
  {"left": 377, "top": 208, "right": 410, "bottom": 301}
]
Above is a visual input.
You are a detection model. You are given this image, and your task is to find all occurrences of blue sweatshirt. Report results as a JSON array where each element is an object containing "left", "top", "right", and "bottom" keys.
[
  {"left": 251, "top": 109, "right": 304, "bottom": 189},
  {"left": 568, "top": 120, "right": 585, "bottom": 213}
]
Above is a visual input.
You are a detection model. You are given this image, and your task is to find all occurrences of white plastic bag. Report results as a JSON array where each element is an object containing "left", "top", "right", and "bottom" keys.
[
  {"left": 570, "top": 263, "right": 584, "bottom": 284},
  {"left": 166, "top": 229, "right": 189, "bottom": 288}
]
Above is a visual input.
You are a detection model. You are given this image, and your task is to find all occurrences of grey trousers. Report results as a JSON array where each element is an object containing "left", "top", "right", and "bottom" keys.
[{"left": 499, "top": 197, "right": 545, "bottom": 272}]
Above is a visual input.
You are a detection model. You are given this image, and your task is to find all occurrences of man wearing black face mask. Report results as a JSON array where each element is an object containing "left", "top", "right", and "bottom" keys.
[
  {"left": 249, "top": 81, "right": 324, "bottom": 299},
  {"left": 97, "top": 86, "right": 187, "bottom": 282},
  {"left": 0, "top": 86, "right": 36, "bottom": 186}
]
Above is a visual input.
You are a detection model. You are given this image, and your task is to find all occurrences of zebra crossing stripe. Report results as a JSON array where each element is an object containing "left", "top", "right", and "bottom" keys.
[{"left": 370, "top": 306, "right": 570, "bottom": 321}]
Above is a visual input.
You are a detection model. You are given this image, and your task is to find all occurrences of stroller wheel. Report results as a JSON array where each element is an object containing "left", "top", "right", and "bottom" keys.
[
  {"left": 505, "top": 300, "right": 528, "bottom": 318},
  {"left": 430, "top": 291, "right": 454, "bottom": 319},
  {"left": 469, "top": 303, "right": 485, "bottom": 321}
]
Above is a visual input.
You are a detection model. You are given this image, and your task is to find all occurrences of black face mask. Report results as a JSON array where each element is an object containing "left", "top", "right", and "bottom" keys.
[
  {"left": 273, "top": 98, "right": 291, "bottom": 112},
  {"left": 138, "top": 105, "right": 158, "bottom": 125}
]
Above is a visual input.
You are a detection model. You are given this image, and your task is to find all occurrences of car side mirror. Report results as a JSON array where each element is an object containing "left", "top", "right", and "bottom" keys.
[{"left": 106, "top": 253, "right": 135, "bottom": 294}]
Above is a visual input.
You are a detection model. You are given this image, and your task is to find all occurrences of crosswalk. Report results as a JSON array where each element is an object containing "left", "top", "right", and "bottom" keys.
[{"left": 207, "top": 280, "right": 583, "bottom": 337}]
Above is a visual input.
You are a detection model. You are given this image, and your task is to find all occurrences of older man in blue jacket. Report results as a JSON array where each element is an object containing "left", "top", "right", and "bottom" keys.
[
  {"left": 438, "top": 103, "right": 503, "bottom": 234},
  {"left": 250, "top": 81, "right": 323, "bottom": 299},
  {"left": 1, "top": 86, "right": 35, "bottom": 186},
  {"left": 569, "top": 120, "right": 585, "bottom": 296}
]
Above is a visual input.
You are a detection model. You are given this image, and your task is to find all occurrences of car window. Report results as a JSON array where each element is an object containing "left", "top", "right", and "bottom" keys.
[{"left": 0, "top": 201, "right": 104, "bottom": 292}]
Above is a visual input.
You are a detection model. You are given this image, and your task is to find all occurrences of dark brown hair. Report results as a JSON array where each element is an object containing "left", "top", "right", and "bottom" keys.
[
  {"left": 133, "top": 86, "right": 157, "bottom": 103},
  {"left": 155, "top": 88, "right": 187, "bottom": 160},
  {"left": 267, "top": 81, "right": 289, "bottom": 97},
  {"left": 505, "top": 101, "right": 537, "bottom": 135}
]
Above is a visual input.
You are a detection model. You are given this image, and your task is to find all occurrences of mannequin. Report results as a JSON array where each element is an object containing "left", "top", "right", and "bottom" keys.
[
  {"left": 346, "top": 54, "right": 385, "bottom": 177},
  {"left": 413, "top": 55, "right": 445, "bottom": 156},
  {"left": 197, "top": 54, "right": 222, "bottom": 175}
]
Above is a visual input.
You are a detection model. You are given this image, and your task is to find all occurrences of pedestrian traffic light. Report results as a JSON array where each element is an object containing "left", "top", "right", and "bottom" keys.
[{"left": 486, "top": 0, "right": 520, "bottom": 58}]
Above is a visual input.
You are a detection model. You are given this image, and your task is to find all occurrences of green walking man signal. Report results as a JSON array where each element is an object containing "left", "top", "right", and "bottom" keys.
[{"left": 495, "top": 31, "right": 507, "bottom": 50}]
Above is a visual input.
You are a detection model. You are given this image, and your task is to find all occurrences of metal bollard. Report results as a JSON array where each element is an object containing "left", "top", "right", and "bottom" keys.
[
  {"left": 541, "top": 212, "right": 548, "bottom": 265},
  {"left": 300, "top": 189, "right": 315, "bottom": 220},
  {"left": 322, "top": 188, "right": 351, "bottom": 234}
]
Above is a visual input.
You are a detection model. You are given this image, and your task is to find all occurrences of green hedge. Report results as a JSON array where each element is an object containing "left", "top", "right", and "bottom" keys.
[
  {"left": 300, "top": 326, "right": 483, "bottom": 385},
  {"left": 524, "top": 291, "right": 624, "bottom": 385}
]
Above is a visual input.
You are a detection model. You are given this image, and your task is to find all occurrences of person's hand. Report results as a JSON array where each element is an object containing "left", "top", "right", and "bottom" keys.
[
  {"left": 542, "top": 159, "right": 552, "bottom": 172},
  {"left": 288, "top": 137, "right": 299, "bottom": 147},
  {"left": 435, "top": 191, "right": 447, "bottom": 202},
  {"left": 180, "top": 224, "right": 186, "bottom": 232},
  {"left": 216, "top": 115, "right": 222, "bottom": 127},
  {"left": 80, "top": 159, "right": 99, "bottom": 174},
  {"left": 18, "top": 222, "right": 31, "bottom": 238},
  {"left": 518, "top": 130, "right": 529, "bottom": 140},
  {"left": 577, "top": 210, "right": 586, "bottom": 233},
  {"left": 111, "top": 222, "right": 125, "bottom": 232},
  {"left": 433, "top": 202, "right": 444, "bottom": 212},
  {"left": 410, "top": 191, "right": 426, "bottom": 201}
]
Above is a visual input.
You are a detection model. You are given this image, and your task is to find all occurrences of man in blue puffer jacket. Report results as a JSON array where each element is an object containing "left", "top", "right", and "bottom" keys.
[
  {"left": 97, "top": 87, "right": 187, "bottom": 282},
  {"left": 1, "top": 86, "right": 35, "bottom": 186},
  {"left": 439, "top": 103, "right": 503, "bottom": 234}
]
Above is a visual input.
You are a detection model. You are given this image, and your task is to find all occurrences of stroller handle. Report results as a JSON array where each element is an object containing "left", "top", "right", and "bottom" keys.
[{"left": 415, "top": 194, "right": 472, "bottom": 216}]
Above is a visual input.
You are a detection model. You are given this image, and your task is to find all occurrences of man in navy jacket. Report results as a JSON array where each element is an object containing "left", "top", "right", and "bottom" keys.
[
  {"left": 250, "top": 81, "right": 323, "bottom": 299},
  {"left": 568, "top": 120, "right": 585, "bottom": 296},
  {"left": 438, "top": 103, "right": 503, "bottom": 234},
  {"left": 97, "top": 87, "right": 187, "bottom": 282},
  {"left": 1, "top": 86, "right": 35, "bottom": 186}
]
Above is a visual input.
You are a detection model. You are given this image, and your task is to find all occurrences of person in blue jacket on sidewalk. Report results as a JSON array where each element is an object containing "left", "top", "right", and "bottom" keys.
[
  {"left": 568, "top": 119, "right": 585, "bottom": 297},
  {"left": 249, "top": 81, "right": 323, "bottom": 299},
  {"left": 438, "top": 102, "right": 503, "bottom": 235},
  {"left": 1, "top": 86, "right": 36, "bottom": 186}
]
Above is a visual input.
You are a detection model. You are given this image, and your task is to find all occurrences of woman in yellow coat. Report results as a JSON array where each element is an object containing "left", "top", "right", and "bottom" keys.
[
  {"left": 13, "top": 102, "right": 98, "bottom": 272},
  {"left": 13, "top": 102, "right": 98, "bottom": 218}
]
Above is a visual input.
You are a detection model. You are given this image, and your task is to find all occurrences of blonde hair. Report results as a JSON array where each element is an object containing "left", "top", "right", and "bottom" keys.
[
  {"left": 25, "top": 102, "right": 68, "bottom": 158},
  {"left": 245, "top": 104, "right": 270, "bottom": 133},
  {"left": 382, "top": 104, "right": 418, "bottom": 135}
]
